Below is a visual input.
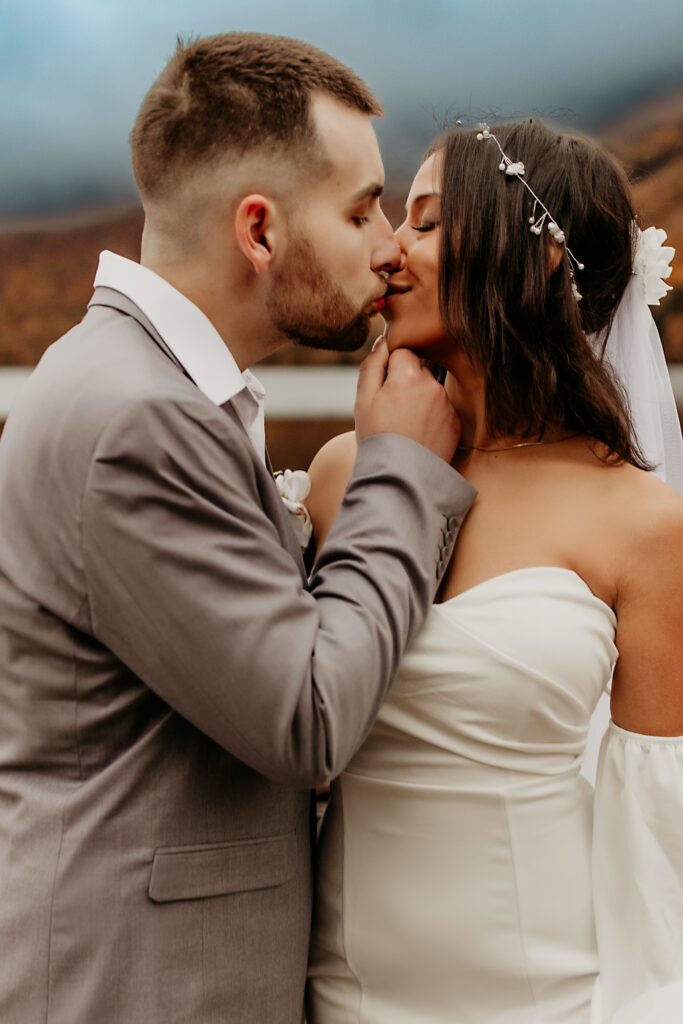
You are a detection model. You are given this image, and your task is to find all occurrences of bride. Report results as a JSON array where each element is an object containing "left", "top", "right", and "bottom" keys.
[{"left": 305, "top": 120, "right": 683, "bottom": 1023}]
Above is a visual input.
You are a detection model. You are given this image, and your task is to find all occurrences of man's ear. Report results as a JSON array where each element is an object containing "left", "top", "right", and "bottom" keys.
[{"left": 234, "top": 194, "right": 280, "bottom": 275}]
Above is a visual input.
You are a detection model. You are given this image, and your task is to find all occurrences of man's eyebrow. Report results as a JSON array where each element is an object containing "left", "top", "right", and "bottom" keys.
[{"left": 351, "top": 182, "right": 384, "bottom": 204}]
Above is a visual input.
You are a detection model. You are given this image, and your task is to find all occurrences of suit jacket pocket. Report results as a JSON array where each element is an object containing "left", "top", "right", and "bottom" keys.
[{"left": 148, "top": 832, "right": 297, "bottom": 903}]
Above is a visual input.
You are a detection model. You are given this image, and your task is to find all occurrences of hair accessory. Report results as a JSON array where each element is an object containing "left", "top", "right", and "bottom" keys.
[
  {"left": 587, "top": 225, "right": 682, "bottom": 494},
  {"left": 476, "top": 123, "right": 585, "bottom": 301},
  {"left": 633, "top": 226, "right": 674, "bottom": 306}
]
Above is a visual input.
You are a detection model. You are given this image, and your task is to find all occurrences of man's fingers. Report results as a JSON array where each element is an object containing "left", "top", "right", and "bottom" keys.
[
  {"left": 384, "top": 347, "right": 422, "bottom": 382},
  {"left": 356, "top": 340, "right": 389, "bottom": 404},
  {"left": 356, "top": 341, "right": 459, "bottom": 461}
]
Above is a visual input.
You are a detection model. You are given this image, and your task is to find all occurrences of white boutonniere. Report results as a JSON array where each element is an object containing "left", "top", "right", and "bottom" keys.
[
  {"left": 274, "top": 469, "right": 312, "bottom": 550},
  {"left": 634, "top": 226, "right": 675, "bottom": 306}
]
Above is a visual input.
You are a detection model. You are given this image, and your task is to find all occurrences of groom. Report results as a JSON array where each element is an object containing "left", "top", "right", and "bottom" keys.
[{"left": 0, "top": 33, "right": 474, "bottom": 1023}]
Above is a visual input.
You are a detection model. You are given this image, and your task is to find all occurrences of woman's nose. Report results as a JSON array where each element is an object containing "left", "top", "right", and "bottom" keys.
[
  {"left": 373, "top": 213, "right": 402, "bottom": 272},
  {"left": 393, "top": 220, "right": 412, "bottom": 261}
]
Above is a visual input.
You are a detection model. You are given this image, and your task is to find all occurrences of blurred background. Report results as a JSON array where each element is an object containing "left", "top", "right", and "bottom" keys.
[{"left": 1, "top": 0, "right": 682, "bottom": 469}]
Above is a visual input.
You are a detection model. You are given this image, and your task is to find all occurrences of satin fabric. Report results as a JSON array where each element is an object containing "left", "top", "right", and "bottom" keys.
[
  {"left": 308, "top": 568, "right": 617, "bottom": 1023},
  {"left": 592, "top": 723, "right": 683, "bottom": 1021}
]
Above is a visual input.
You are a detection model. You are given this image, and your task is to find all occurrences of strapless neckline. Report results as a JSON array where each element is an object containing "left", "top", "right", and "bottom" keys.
[
  {"left": 309, "top": 562, "right": 620, "bottom": 1023},
  {"left": 435, "top": 565, "right": 615, "bottom": 620}
]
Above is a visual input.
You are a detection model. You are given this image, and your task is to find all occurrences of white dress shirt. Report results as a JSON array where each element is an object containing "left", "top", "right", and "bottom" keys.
[{"left": 94, "top": 250, "right": 266, "bottom": 464}]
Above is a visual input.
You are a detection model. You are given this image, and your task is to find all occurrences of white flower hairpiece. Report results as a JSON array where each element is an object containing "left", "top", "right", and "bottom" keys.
[
  {"left": 274, "top": 469, "right": 312, "bottom": 550},
  {"left": 633, "top": 226, "right": 675, "bottom": 306},
  {"left": 476, "top": 124, "right": 585, "bottom": 301}
]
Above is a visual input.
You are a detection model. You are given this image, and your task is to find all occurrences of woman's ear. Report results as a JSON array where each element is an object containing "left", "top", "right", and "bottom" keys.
[
  {"left": 546, "top": 237, "right": 565, "bottom": 276},
  {"left": 234, "top": 194, "right": 279, "bottom": 275}
]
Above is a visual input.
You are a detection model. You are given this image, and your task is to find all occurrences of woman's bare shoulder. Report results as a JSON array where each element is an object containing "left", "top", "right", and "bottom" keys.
[
  {"left": 306, "top": 431, "right": 358, "bottom": 551},
  {"left": 567, "top": 455, "right": 683, "bottom": 607},
  {"left": 307, "top": 430, "right": 358, "bottom": 488},
  {"left": 608, "top": 463, "right": 683, "bottom": 548},
  {"left": 602, "top": 463, "right": 683, "bottom": 623}
]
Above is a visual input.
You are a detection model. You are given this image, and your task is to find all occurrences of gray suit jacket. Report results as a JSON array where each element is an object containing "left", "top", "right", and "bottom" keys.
[{"left": 0, "top": 287, "right": 475, "bottom": 1023}]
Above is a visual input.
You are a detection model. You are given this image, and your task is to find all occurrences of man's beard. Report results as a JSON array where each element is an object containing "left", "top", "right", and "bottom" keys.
[{"left": 267, "top": 237, "right": 373, "bottom": 352}]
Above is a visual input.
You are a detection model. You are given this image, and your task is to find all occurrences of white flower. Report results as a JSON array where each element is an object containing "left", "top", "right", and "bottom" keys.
[
  {"left": 505, "top": 161, "right": 526, "bottom": 177},
  {"left": 274, "top": 468, "right": 311, "bottom": 504},
  {"left": 634, "top": 226, "right": 675, "bottom": 306},
  {"left": 274, "top": 469, "right": 312, "bottom": 549}
]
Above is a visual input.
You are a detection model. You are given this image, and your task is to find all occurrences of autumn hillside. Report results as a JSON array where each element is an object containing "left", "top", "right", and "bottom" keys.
[
  {"left": 602, "top": 88, "right": 683, "bottom": 359},
  {"left": 1, "top": 88, "right": 682, "bottom": 366}
]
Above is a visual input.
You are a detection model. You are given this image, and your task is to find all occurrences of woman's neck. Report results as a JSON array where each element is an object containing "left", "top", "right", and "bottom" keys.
[
  {"left": 443, "top": 358, "right": 491, "bottom": 451},
  {"left": 443, "top": 359, "right": 573, "bottom": 455}
]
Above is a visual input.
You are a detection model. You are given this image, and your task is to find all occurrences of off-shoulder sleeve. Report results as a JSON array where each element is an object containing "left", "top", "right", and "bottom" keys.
[{"left": 592, "top": 721, "right": 683, "bottom": 1022}]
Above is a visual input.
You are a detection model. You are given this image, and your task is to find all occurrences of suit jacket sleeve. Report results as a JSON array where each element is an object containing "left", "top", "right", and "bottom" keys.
[{"left": 81, "top": 393, "right": 475, "bottom": 786}]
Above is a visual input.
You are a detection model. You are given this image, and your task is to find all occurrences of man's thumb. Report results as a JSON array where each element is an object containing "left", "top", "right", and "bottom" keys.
[{"left": 356, "top": 340, "right": 389, "bottom": 406}]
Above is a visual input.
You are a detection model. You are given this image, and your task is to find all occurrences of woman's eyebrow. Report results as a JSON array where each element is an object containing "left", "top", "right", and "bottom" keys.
[{"left": 405, "top": 191, "right": 441, "bottom": 211}]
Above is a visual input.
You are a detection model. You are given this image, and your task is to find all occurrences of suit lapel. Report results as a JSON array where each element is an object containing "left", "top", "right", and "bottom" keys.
[
  {"left": 88, "top": 287, "right": 308, "bottom": 583},
  {"left": 219, "top": 403, "right": 308, "bottom": 583}
]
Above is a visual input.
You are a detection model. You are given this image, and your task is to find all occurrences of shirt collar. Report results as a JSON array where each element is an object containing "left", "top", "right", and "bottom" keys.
[{"left": 93, "top": 250, "right": 263, "bottom": 409}]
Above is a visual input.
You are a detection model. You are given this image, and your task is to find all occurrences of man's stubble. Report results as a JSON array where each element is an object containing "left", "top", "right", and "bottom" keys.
[{"left": 268, "top": 236, "right": 372, "bottom": 353}]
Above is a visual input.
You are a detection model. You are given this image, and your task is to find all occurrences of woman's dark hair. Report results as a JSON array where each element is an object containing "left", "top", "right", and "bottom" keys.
[{"left": 435, "top": 119, "right": 650, "bottom": 467}]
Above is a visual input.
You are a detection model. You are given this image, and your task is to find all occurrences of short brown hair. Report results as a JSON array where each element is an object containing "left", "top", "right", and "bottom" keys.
[
  {"left": 434, "top": 119, "right": 648, "bottom": 468},
  {"left": 131, "top": 32, "right": 382, "bottom": 200}
]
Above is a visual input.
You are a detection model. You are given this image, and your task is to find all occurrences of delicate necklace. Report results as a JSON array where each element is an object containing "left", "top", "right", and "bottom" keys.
[{"left": 457, "top": 434, "right": 580, "bottom": 454}]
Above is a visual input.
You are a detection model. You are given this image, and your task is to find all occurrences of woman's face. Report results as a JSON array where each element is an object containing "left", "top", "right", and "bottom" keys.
[{"left": 382, "top": 151, "right": 447, "bottom": 357}]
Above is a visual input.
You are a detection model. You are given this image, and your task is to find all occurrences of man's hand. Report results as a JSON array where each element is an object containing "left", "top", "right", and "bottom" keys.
[{"left": 355, "top": 341, "right": 461, "bottom": 463}]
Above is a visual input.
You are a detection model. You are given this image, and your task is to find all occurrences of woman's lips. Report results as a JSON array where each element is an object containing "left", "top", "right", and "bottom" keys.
[
  {"left": 386, "top": 279, "right": 411, "bottom": 295},
  {"left": 375, "top": 284, "right": 410, "bottom": 316},
  {"left": 385, "top": 287, "right": 410, "bottom": 303}
]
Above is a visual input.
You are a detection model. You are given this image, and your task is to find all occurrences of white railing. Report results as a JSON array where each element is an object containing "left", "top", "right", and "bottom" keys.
[
  {"left": 1, "top": 364, "right": 683, "bottom": 422},
  {"left": 0, "top": 365, "right": 361, "bottom": 421}
]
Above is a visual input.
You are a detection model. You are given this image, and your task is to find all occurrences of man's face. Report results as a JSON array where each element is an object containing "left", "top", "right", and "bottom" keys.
[{"left": 268, "top": 93, "right": 400, "bottom": 351}]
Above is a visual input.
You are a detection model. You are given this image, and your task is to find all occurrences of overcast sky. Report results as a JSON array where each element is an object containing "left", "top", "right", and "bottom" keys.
[{"left": 2, "top": 0, "right": 683, "bottom": 219}]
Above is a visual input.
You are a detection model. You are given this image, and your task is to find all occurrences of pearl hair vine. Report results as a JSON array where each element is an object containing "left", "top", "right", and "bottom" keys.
[{"left": 475, "top": 124, "right": 585, "bottom": 302}]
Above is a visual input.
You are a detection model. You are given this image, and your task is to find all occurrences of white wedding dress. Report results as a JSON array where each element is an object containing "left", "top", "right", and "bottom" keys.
[{"left": 307, "top": 567, "right": 683, "bottom": 1024}]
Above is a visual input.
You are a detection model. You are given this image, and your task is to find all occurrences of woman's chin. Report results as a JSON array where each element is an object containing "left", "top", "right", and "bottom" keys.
[
  {"left": 382, "top": 320, "right": 407, "bottom": 352},
  {"left": 384, "top": 329, "right": 435, "bottom": 357},
  {"left": 385, "top": 325, "right": 452, "bottom": 361}
]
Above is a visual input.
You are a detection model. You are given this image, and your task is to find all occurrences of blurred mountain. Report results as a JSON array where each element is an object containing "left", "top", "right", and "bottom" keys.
[
  {"left": 1, "top": 88, "right": 682, "bottom": 366},
  {"left": 0, "top": 205, "right": 144, "bottom": 366},
  {"left": 602, "top": 89, "right": 683, "bottom": 359}
]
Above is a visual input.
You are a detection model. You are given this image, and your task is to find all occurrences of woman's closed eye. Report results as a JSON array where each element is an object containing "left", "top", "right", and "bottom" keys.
[{"left": 412, "top": 220, "right": 439, "bottom": 233}]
